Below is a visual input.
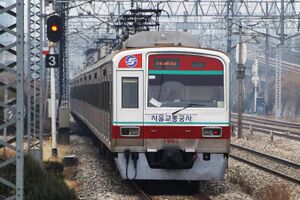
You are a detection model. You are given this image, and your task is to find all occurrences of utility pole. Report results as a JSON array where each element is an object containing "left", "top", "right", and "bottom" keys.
[
  {"left": 57, "top": 1, "right": 71, "bottom": 132},
  {"left": 226, "top": 0, "right": 234, "bottom": 55},
  {"left": 274, "top": 0, "right": 285, "bottom": 119},
  {"left": 183, "top": 11, "right": 187, "bottom": 32},
  {"left": 236, "top": 25, "right": 246, "bottom": 139},
  {"left": 275, "top": 48, "right": 282, "bottom": 119},
  {"left": 252, "top": 59, "right": 259, "bottom": 113},
  {"left": 264, "top": 24, "right": 270, "bottom": 114},
  {"left": 280, "top": 0, "right": 285, "bottom": 46}
]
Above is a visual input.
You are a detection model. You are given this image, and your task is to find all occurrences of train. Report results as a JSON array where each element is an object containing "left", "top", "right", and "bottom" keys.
[{"left": 70, "top": 31, "right": 230, "bottom": 180}]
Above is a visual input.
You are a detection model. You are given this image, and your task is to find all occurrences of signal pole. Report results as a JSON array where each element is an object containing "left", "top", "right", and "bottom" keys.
[
  {"left": 46, "top": 15, "right": 63, "bottom": 157},
  {"left": 49, "top": 44, "right": 57, "bottom": 157}
]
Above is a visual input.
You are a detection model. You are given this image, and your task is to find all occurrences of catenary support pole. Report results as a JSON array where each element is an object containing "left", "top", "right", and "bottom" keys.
[
  {"left": 16, "top": 0, "right": 25, "bottom": 198},
  {"left": 237, "top": 25, "right": 246, "bottom": 139},
  {"left": 264, "top": 24, "right": 270, "bottom": 114},
  {"left": 4, "top": 77, "right": 8, "bottom": 139}
]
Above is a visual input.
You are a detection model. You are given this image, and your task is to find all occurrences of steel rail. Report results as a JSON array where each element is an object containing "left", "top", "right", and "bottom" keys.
[
  {"left": 231, "top": 144, "right": 300, "bottom": 169},
  {"left": 231, "top": 113, "right": 300, "bottom": 130},
  {"left": 231, "top": 122, "right": 300, "bottom": 141},
  {"left": 231, "top": 114, "right": 300, "bottom": 137},
  {"left": 248, "top": 53, "right": 300, "bottom": 73},
  {"left": 231, "top": 119, "right": 300, "bottom": 136},
  {"left": 241, "top": 119, "right": 300, "bottom": 130},
  {"left": 130, "top": 181, "right": 152, "bottom": 200},
  {"left": 130, "top": 181, "right": 209, "bottom": 200},
  {"left": 194, "top": 193, "right": 210, "bottom": 200},
  {"left": 255, "top": 56, "right": 300, "bottom": 73},
  {"left": 229, "top": 154, "right": 300, "bottom": 185},
  {"left": 0, "top": 136, "right": 33, "bottom": 149}
]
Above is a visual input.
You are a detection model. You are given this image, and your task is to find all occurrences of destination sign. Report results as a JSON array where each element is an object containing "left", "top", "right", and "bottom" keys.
[
  {"left": 148, "top": 54, "right": 224, "bottom": 71},
  {"left": 153, "top": 58, "right": 180, "bottom": 68},
  {"left": 192, "top": 62, "right": 205, "bottom": 68}
]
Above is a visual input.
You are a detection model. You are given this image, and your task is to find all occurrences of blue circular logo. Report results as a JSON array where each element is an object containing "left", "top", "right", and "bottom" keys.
[{"left": 125, "top": 55, "right": 137, "bottom": 68}]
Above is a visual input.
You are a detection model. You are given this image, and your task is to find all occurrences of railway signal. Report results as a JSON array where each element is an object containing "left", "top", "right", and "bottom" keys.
[{"left": 47, "top": 15, "right": 63, "bottom": 42}]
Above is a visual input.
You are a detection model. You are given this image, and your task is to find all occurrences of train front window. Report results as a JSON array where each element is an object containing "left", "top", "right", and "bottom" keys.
[
  {"left": 122, "top": 77, "right": 139, "bottom": 108},
  {"left": 148, "top": 74, "right": 224, "bottom": 108}
]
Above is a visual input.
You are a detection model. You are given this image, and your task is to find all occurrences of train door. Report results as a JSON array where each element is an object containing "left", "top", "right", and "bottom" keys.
[{"left": 116, "top": 71, "right": 144, "bottom": 128}]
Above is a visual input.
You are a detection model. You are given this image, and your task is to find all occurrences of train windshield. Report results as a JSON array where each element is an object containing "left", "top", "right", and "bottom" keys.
[{"left": 148, "top": 74, "right": 224, "bottom": 108}]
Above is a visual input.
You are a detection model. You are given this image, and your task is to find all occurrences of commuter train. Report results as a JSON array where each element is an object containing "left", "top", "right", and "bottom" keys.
[{"left": 70, "top": 31, "right": 230, "bottom": 180}]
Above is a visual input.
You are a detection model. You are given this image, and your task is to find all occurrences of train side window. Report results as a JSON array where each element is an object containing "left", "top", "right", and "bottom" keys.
[
  {"left": 122, "top": 77, "right": 138, "bottom": 108},
  {"left": 104, "top": 82, "right": 107, "bottom": 110},
  {"left": 106, "top": 81, "right": 109, "bottom": 111},
  {"left": 101, "top": 82, "right": 104, "bottom": 109}
]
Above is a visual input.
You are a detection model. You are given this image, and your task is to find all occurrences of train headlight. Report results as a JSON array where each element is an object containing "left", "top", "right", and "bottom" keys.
[
  {"left": 120, "top": 127, "right": 140, "bottom": 137},
  {"left": 202, "top": 127, "right": 222, "bottom": 138}
]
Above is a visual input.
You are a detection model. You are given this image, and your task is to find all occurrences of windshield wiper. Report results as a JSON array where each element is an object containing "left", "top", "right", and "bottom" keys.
[{"left": 172, "top": 103, "right": 205, "bottom": 115}]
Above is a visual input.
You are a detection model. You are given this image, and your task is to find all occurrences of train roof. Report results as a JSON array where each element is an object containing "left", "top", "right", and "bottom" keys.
[
  {"left": 73, "top": 32, "right": 229, "bottom": 79},
  {"left": 124, "top": 31, "right": 200, "bottom": 48}
]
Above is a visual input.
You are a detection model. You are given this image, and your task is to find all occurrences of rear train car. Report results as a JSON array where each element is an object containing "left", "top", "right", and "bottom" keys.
[{"left": 70, "top": 31, "right": 230, "bottom": 180}]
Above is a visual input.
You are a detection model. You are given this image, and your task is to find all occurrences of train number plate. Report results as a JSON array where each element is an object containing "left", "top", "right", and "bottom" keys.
[{"left": 164, "top": 138, "right": 179, "bottom": 144}]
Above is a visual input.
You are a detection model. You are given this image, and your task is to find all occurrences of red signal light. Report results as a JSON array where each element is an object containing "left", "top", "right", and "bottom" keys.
[
  {"left": 47, "top": 15, "right": 63, "bottom": 42},
  {"left": 51, "top": 25, "right": 58, "bottom": 32}
]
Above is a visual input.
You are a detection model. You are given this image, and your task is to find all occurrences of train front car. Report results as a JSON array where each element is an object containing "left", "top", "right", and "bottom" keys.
[{"left": 112, "top": 32, "right": 230, "bottom": 180}]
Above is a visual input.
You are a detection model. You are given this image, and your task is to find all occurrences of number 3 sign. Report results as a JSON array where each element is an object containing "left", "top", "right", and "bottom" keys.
[{"left": 46, "top": 54, "right": 59, "bottom": 68}]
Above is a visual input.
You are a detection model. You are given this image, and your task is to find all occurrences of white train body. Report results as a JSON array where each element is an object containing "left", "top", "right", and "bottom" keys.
[{"left": 70, "top": 32, "right": 230, "bottom": 180}]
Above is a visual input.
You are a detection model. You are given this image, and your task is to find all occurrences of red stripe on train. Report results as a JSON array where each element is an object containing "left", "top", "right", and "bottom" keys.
[{"left": 112, "top": 126, "right": 230, "bottom": 139}]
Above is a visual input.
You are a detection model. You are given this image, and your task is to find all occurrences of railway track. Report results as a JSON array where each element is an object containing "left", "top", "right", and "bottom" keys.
[
  {"left": 230, "top": 144, "right": 300, "bottom": 185},
  {"left": 232, "top": 113, "right": 300, "bottom": 130},
  {"left": 131, "top": 181, "right": 210, "bottom": 200},
  {"left": 248, "top": 52, "right": 300, "bottom": 73},
  {"left": 231, "top": 122, "right": 300, "bottom": 141},
  {"left": 130, "top": 181, "right": 152, "bottom": 200},
  {"left": 231, "top": 114, "right": 300, "bottom": 141}
]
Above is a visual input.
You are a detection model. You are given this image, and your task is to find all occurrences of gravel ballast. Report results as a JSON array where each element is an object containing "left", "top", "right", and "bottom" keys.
[
  {"left": 68, "top": 132, "right": 299, "bottom": 199},
  {"left": 231, "top": 129, "right": 300, "bottom": 163},
  {"left": 69, "top": 135, "right": 138, "bottom": 200}
]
